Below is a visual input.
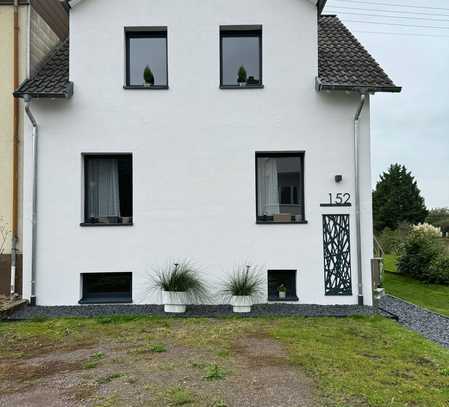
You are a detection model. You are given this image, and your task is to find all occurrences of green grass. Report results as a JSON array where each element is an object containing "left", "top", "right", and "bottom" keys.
[
  {"left": 272, "top": 316, "right": 449, "bottom": 406},
  {"left": 1, "top": 316, "right": 449, "bottom": 406},
  {"left": 203, "top": 363, "right": 226, "bottom": 381},
  {"left": 383, "top": 255, "right": 449, "bottom": 317}
]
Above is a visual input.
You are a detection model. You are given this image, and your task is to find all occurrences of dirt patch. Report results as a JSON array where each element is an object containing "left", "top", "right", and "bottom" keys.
[{"left": 0, "top": 320, "right": 319, "bottom": 407}]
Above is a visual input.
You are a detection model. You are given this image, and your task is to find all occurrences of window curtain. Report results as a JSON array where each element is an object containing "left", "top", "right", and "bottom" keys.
[
  {"left": 257, "top": 158, "right": 280, "bottom": 216},
  {"left": 87, "top": 158, "right": 121, "bottom": 218}
]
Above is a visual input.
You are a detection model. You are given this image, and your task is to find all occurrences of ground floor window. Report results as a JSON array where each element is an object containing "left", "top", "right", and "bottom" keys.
[
  {"left": 267, "top": 270, "right": 298, "bottom": 301},
  {"left": 256, "top": 152, "right": 305, "bottom": 224},
  {"left": 83, "top": 154, "right": 133, "bottom": 225},
  {"left": 80, "top": 272, "right": 132, "bottom": 304}
]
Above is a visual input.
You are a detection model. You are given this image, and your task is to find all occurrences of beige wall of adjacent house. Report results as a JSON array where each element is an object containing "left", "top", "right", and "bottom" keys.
[{"left": 0, "top": 5, "right": 28, "bottom": 254}]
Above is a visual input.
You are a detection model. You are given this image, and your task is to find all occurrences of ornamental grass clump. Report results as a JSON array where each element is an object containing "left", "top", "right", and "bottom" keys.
[
  {"left": 222, "top": 265, "right": 263, "bottom": 298},
  {"left": 153, "top": 261, "right": 208, "bottom": 303},
  {"left": 222, "top": 265, "right": 263, "bottom": 313}
]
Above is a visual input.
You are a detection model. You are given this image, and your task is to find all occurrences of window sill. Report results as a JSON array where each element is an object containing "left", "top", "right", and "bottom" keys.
[
  {"left": 123, "top": 85, "right": 169, "bottom": 90},
  {"left": 79, "top": 298, "right": 133, "bottom": 305},
  {"left": 256, "top": 220, "right": 308, "bottom": 225},
  {"left": 80, "top": 223, "right": 134, "bottom": 227},
  {"left": 220, "top": 84, "right": 264, "bottom": 90},
  {"left": 268, "top": 296, "right": 299, "bottom": 302}
]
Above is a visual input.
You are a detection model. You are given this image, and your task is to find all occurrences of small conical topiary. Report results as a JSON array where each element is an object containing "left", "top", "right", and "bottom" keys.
[
  {"left": 143, "top": 65, "right": 155, "bottom": 86},
  {"left": 237, "top": 65, "right": 247, "bottom": 84}
]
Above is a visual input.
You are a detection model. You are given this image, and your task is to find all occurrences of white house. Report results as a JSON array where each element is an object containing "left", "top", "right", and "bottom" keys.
[{"left": 14, "top": 0, "right": 400, "bottom": 307}]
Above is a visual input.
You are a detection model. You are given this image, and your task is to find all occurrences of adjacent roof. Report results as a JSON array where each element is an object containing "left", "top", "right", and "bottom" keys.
[
  {"left": 14, "top": 14, "right": 400, "bottom": 99},
  {"left": 14, "top": 38, "right": 73, "bottom": 99},
  {"left": 317, "top": 15, "right": 401, "bottom": 93}
]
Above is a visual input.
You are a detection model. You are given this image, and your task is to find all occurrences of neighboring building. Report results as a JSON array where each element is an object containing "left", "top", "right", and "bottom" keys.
[
  {"left": 14, "top": 0, "right": 400, "bottom": 306},
  {"left": 0, "top": 0, "right": 68, "bottom": 296}
]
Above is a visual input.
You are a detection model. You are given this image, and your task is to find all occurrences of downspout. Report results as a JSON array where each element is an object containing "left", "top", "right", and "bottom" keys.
[
  {"left": 24, "top": 95, "right": 38, "bottom": 306},
  {"left": 10, "top": 0, "right": 19, "bottom": 298},
  {"left": 354, "top": 93, "right": 366, "bottom": 306}
]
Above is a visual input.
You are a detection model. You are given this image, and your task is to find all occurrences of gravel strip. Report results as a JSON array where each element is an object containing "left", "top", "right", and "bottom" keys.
[
  {"left": 379, "top": 295, "right": 449, "bottom": 349},
  {"left": 5, "top": 303, "right": 377, "bottom": 320}
]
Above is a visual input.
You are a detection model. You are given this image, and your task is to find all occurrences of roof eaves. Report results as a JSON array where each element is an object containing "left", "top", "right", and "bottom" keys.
[{"left": 315, "top": 77, "right": 402, "bottom": 94}]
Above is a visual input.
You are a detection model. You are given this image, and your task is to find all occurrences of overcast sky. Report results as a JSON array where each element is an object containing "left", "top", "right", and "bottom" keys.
[{"left": 324, "top": 0, "right": 449, "bottom": 209}]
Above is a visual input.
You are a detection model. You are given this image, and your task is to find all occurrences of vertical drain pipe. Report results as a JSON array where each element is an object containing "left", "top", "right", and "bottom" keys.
[
  {"left": 10, "top": 0, "right": 19, "bottom": 298},
  {"left": 24, "top": 95, "right": 38, "bottom": 306},
  {"left": 354, "top": 93, "right": 366, "bottom": 306}
]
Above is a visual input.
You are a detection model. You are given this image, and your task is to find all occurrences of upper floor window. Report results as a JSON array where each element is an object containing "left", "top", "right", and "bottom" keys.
[
  {"left": 83, "top": 154, "right": 133, "bottom": 226},
  {"left": 220, "top": 26, "right": 262, "bottom": 88},
  {"left": 256, "top": 152, "right": 305, "bottom": 224},
  {"left": 125, "top": 27, "right": 168, "bottom": 89}
]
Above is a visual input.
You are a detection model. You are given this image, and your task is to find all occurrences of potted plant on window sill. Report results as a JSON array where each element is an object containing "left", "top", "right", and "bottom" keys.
[
  {"left": 278, "top": 284, "right": 287, "bottom": 299},
  {"left": 222, "top": 265, "right": 263, "bottom": 313},
  {"left": 237, "top": 65, "right": 247, "bottom": 87},
  {"left": 153, "top": 262, "right": 208, "bottom": 313},
  {"left": 143, "top": 65, "right": 155, "bottom": 88}
]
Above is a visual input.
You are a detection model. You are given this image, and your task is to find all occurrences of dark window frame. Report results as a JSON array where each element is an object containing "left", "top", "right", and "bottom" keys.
[
  {"left": 220, "top": 27, "right": 263, "bottom": 89},
  {"left": 255, "top": 151, "right": 307, "bottom": 224},
  {"left": 267, "top": 269, "right": 299, "bottom": 302},
  {"left": 124, "top": 28, "right": 169, "bottom": 90},
  {"left": 81, "top": 153, "right": 133, "bottom": 227},
  {"left": 79, "top": 272, "right": 133, "bottom": 304}
]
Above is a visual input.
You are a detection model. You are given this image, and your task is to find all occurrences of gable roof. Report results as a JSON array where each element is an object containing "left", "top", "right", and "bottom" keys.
[
  {"left": 14, "top": 14, "right": 400, "bottom": 99},
  {"left": 14, "top": 38, "right": 73, "bottom": 99},
  {"left": 317, "top": 15, "right": 401, "bottom": 93}
]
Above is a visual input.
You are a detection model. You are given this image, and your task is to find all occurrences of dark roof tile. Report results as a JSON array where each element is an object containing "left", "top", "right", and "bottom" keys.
[
  {"left": 317, "top": 15, "right": 401, "bottom": 92},
  {"left": 14, "top": 38, "right": 72, "bottom": 98}
]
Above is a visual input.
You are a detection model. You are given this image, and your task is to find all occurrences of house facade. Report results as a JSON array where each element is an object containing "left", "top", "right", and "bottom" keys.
[
  {"left": 0, "top": 0, "right": 68, "bottom": 296},
  {"left": 15, "top": 0, "right": 400, "bottom": 306}
]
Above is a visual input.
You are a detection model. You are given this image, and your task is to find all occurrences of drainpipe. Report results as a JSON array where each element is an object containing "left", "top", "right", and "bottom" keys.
[
  {"left": 24, "top": 95, "right": 38, "bottom": 306},
  {"left": 354, "top": 93, "right": 366, "bottom": 306},
  {"left": 10, "top": 0, "right": 19, "bottom": 298}
]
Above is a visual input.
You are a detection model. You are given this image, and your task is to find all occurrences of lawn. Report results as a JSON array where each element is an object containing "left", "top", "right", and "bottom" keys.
[
  {"left": 0, "top": 316, "right": 448, "bottom": 406},
  {"left": 383, "top": 254, "right": 449, "bottom": 317}
]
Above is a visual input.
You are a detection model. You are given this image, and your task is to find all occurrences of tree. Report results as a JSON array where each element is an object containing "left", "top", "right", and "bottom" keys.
[
  {"left": 373, "top": 164, "right": 428, "bottom": 231},
  {"left": 426, "top": 207, "right": 449, "bottom": 228}
]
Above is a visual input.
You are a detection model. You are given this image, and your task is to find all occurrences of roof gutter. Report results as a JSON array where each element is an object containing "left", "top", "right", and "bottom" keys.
[
  {"left": 24, "top": 95, "right": 38, "bottom": 306},
  {"left": 315, "top": 77, "right": 402, "bottom": 94},
  {"left": 354, "top": 94, "right": 367, "bottom": 306}
]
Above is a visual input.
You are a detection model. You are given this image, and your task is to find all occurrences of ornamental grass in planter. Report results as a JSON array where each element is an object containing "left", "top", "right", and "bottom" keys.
[
  {"left": 222, "top": 265, "right": 263, "bottom": 313},
  {"left": 153, "top": 262, "right": 208, "bottom": 313}
]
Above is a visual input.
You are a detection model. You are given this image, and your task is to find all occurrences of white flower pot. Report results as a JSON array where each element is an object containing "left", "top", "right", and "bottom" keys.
[
  {"left": 279, "top": 291, "right": 286, "bottom": 299},
  {"left": 230, "top": 296, "right": 252, "bottom": 313},
  {"left": 162, "top": 291, "right": 187, "bottom": 313}
]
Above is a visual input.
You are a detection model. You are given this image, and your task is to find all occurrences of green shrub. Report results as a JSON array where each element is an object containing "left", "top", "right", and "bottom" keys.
[
  {"left": 398, "top": 229, "right": 449, "bottom": 284},
  {"left": 428, "top": 255, "right": 449, "bottom": 285},
  {"left": 377, "top": 223, "right": 411, "bottom": 255}
]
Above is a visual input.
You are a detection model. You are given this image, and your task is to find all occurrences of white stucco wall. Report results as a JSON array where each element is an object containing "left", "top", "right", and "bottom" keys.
[{"left": 22, "top": 0, "right": 374, "bottom": 306}]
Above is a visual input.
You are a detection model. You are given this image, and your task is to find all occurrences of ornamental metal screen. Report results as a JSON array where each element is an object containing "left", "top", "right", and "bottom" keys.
[{"left": 322, "top": 214, "right": 352, "bottom": 296}]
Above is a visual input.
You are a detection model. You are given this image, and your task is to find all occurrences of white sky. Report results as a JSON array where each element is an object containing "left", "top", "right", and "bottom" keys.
[{"left": 324, "top": 0, "right": 449, "bottom": 209}]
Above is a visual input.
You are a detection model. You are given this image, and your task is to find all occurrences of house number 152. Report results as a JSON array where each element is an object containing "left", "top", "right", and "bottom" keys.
[{"left": 329, "top": 193, "right": 351, "bottom": 205}]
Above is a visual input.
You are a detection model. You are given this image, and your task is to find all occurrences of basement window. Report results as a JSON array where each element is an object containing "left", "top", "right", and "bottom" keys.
[
  {"left": 82, "top": 154, "right": 133, "bottom": 226},
  {"left": 125, "top": 27, "right": 168, "bottom": 89},
  {"left": 267, "top": 270, "right": 298, "bottom": 301},
  {"left": 80, "top": 273, "right": 132, "bottom": 304},
  {"left": 220, "top": 26, "right": 263, "bottom": 88}
]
